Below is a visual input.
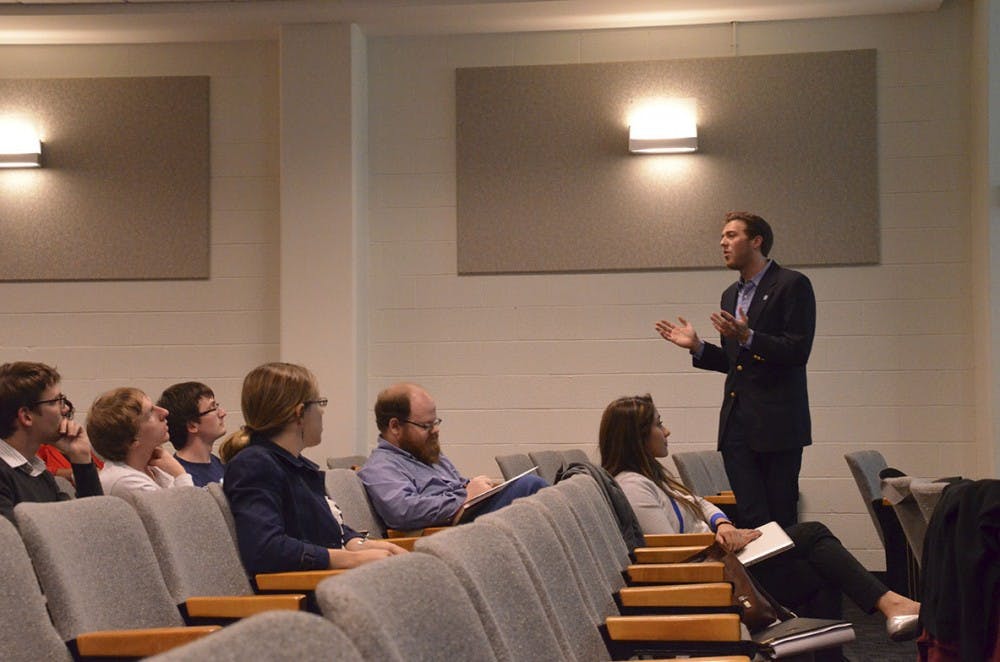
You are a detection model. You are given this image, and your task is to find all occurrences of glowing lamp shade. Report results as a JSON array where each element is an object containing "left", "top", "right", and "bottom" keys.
[
  {"left": 628, "top": 99, "right": 698, "bottom": 154},
  {"left": 0, "top": 119, "right": 42, "bottom": 168}
]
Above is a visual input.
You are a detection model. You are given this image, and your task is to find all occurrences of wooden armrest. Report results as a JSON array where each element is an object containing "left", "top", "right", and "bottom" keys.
[
  {"left": 718, "top": 491, "right": 734, "bottom": 497},
  {"left": 606, "top": 613, "right": 741, "bottom": 641},
  {"left": 185, "top": 594, "right": 305, "bottom": 618},
  {"left": 386, "top": 526, "right": 449, "bottom": 538},
  {"left": 255, "top": 569, "right": 345, "bottom": 591},
  {"left": 643, "top": 532, "right": 716, "bottom": 547},
  {"left": 618, "top": 583, "right": 733, "bottom": 608},
  {"left": 705, "top": 494, "right": 737, "bottom": 505},
  {"left": 627, "top": 561, "right": 725, "bottom": 584},
  {"left": 634, "top": 545, "right": 709, "bottom": 563},
  {"left": 75, "top": 625, "right": 220, "bottom": 657}
]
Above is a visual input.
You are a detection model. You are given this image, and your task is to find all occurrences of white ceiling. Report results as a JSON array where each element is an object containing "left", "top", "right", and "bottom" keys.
[{"left": 0, "top": 0, "right": 945, "bottom": 45}]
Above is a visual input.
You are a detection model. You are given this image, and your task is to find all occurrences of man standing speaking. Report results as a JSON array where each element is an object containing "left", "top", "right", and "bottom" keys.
[{"left": 655, "top": 211, "right": 816, "bottom": 528}]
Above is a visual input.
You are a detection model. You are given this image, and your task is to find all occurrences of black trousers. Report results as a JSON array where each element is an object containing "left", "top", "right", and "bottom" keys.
[
  {"left": 720, "top": 402, "right": 802, "bottom": 529},
  {"left": 750, "top": 521, "right": 890, "bottom": 620}
]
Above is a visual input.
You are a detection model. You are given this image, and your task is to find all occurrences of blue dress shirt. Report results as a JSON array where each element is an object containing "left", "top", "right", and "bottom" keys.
[
  {"left": 223, "top": 434, "right": 361, "bottom": 575},
  {"left": 358, "top": 437, "right": 468, "bottom": 529}
]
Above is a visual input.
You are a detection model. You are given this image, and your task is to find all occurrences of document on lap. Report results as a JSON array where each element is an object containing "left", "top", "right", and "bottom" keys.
[
  {"left": 736, "top": 521, "right": 795, "bottom": 566},
  {"left": 450, "top": 466, "right": 538, "bottom": 525}
]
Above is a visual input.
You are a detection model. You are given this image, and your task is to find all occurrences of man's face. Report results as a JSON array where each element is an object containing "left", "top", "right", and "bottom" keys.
[
  {"left": 193, "top": 395, "right": 227, "bottom": 444},
  {"left": 397, "top": 390, "right": 441, "bottom": 465},
  {"left": 719, "top": 219, "right": 760, "bottom": 271},
  {"left": 28, "top": 382, "right": 69, "bottom": 444},
  {"left": 135, "top": 395, "right": 170, "bottom": 450}
]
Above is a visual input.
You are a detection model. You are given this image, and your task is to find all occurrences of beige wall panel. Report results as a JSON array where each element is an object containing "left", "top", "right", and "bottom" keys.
[
  {"left": 0, "top": 76, "right": 209, "bottom": 280},
  {"left": 457, "top": 50, "right": 877, "bottom": 274}
]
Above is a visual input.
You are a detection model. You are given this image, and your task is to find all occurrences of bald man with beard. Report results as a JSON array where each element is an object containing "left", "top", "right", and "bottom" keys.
[{"left": 358, "top": 383, "right": 547, "bottom": 530}]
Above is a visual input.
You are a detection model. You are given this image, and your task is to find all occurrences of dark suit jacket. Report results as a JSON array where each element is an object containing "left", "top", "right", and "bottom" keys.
[{"left": 693, "top": 261, "right": 816, "bottom": 453}]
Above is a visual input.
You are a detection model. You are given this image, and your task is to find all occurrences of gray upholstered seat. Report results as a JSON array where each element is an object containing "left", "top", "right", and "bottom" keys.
[
  {"left": 672, "top": 450, "right": 731, "bottom": 496},
  {"left": 325, "top": 454, "right": 367, "bottom": 470},
  {"left": 14, "top": 496, "right": 184, "bottom": 641},
  {"left": 124, "top": 486, "right": 255, "bottom": 604},
  {"left": 146, "top": 610, "right": 362, "bottom": 662},
  {"left": 882, "top": 475, "right": 929, "bottom": 565},
  {"left": 478, "top": 502, "right": 611, "bottom": 660},
  {"left": 206, "top": 481, "right": 238, "bottom": 546},
  {"left": 53, "top": 475, "right": 75, "bottom": 499},
  {"left": 911, "top": 479, "right": 948, "bottom": 523},
  {"left": 844, "top": 450, "right": 890, "bottom": 546},
  {"left": 494, "top": 452, "right": 535, "bottom": 480},
  {"left": 562, "top": 447, "right": 591, "bottom": 466},
  {"left": 553, "top": 473, "right": 632, "bottom": 571},
  {"left": 324, "top": 467, "right": 388, "bottom": 538},
  {"left": 315, "top": 553, "right": 497, "bottom": 662},
  {"left": 413, "top": 520, "right": 567, "bottom": 660},
  {"left": 528, "top": 449, "right": 565, "bottom": 484},
  {"left": 0, "top": 516, "right": 72, "bottom": 662}
]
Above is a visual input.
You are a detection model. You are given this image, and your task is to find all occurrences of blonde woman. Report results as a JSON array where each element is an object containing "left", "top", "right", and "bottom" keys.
[{"left": 223, "top": 362, "right": 405, "bottom": 575}]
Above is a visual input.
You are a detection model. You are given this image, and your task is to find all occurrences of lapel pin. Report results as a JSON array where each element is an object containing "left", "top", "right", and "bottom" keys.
[{"left": 762, "top": 294, "right": 769, "bottom": 301}]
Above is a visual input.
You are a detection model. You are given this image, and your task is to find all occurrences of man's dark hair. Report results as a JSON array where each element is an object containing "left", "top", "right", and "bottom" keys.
[
  {"left": 0, "top": 362, "right": 61, "bottom": 439},
  {"left": 725, "top": 211, "right": 773, "bottom": 257},
  {"left": 374, "top": 386, "right": 412, "bottom": 434},
  {"left": 157, "top": 382, "right": 214, "bottom": 450}
]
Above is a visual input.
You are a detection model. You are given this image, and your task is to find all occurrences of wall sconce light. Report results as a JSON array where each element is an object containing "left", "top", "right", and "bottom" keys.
[
  {"left": 0, "top": 119, "right": 43, "bottom": 168},
  {"left": 628, "top": 98, "right": 698, "bottom": 154}
]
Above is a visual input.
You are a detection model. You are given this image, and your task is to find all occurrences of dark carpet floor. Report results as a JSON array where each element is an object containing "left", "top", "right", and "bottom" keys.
[{"left": 842, "top": 596, "right": 919, "bottom": 662}]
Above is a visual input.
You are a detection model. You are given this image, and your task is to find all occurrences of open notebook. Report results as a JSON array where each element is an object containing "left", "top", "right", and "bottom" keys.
[
  {"left": 451, "top": 466, "right": 538, "bottom": 525},
  {"left": 735, "top": 521, "right": 795, "bottom": 566}
]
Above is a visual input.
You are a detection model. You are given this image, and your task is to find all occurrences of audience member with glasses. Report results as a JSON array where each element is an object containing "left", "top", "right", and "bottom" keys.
[
  {"left": 0, "top": 361, "right": 103, "bottom": 522},
  {"left": 224, "top": 362, "right": 406, "bottom": 575},
  {"left": 36, "top": 392, "right": 105, "bottom": 484},
  {"left": 359, "top": 382, "right": 547, "bottom": 530},
  {"left": 88, "top": 387, "right": 194, "bottom": 497},
  {"left": 157, "top": 381, "right": 227, "bottom": 486}
]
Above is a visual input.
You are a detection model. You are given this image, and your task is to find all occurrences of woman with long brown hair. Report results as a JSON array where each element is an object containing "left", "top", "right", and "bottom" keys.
[{"left": 599, "top": 394, "right": 920, "bottom": 641}]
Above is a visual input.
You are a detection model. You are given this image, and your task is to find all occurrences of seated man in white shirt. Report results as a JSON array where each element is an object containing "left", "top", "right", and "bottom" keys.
[{"left": 87, "top": 387, "right": 193, "bottom": 497}]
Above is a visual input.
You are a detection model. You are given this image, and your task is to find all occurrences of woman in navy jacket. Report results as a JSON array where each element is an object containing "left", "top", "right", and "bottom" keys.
[{"left": 224, "top": 362, "right": 405, "bottom": 575}]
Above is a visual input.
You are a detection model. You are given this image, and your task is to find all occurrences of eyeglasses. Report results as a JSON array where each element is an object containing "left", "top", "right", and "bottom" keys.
[
  {"left": 304, "top": 398, "right": 329, "bottom": 409},
  {"left": 404, "top": 418, "right": 442, "bottom": 431},
  {"left": 197, "top": 402, "right": 222, "bottom": 417},
  {"left": 30, "top": 394, "right": 74, "bottom": 420}
]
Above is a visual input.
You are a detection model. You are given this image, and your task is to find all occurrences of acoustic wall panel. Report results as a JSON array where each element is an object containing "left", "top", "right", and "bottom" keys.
[
  {"left": 456, "top": 50, "right": 877, "bottom": 274},
  {"left": 0, "top": 76, "right": 209, "bottom": 281}
]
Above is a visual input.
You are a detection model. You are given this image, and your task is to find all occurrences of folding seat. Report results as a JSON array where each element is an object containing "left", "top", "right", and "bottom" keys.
[
  {"left": 0, "top": 516, "right": 72, "bottom": 662},
  {"left": 125, "top": 486, "right": 305, "bottom": 620},
  {"left": 561, "top": 447, "right": 592, "bottom": 466},
  {"left": 315, "top": 553, "right": 498, "bottom": 662},
  {"left": 325, "top": 454, "right": 367, "bottom": 470},
  {"left": 414, "top": 521, "right": 570, "bottom": 659},
  {"left": 493, "top": 452, "right": 534, "bottom": 480},
  {"left": 529, "top": 449, "right": 566, "bottom": 484},
  {"left": 14, "top": 497, "right": 219, "bottom": 658},
  {"left": 145, "top": 610, "right": 362, "bottom": 662},
  {"left": 324, "top": 468, "right": 423, "bottom": 549}
]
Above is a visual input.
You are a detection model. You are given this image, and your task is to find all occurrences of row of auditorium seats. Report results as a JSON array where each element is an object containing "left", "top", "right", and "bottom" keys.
[{"left": 3, "top": 472, "right": 761, "bottom": 661}]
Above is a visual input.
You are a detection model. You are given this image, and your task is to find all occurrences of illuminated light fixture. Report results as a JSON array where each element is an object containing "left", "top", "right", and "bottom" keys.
[
  {"left": 0, "top": 119, "right": 43, "bottom": 168},
  {"left": 628, "top": 98, "right": 698, "bottom": 154}
]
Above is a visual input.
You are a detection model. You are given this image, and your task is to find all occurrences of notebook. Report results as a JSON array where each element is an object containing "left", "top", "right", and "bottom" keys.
[
  {"left": 735, "top": 521, "right": 795, "bottom": 566},
  {"left": 450, "top": 466, "right": 538, "bottom": 525}
]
